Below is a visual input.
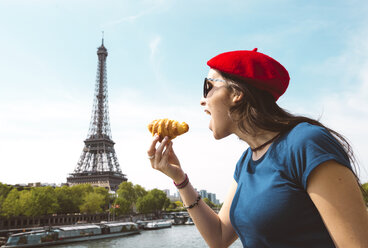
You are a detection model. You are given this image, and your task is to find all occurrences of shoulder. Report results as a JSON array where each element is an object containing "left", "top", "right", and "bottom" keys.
[
  {"left": 287, "top": 122, "right": 328, "bottom": 142},
  {"left": 277, "top": 122, "right": 351, "bottom": 189},
  {"left": 284, "top": 122, "right": 337, "bottom": 151}
]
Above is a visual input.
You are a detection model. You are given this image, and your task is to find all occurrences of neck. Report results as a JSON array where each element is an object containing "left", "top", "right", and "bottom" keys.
[{"left": 236, "top": 129, "right": 280, "bottom": 155}]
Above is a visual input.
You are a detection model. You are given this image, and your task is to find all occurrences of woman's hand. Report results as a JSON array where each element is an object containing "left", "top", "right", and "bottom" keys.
[{"left": 147, "top": 134, "right": 186, "bottom": 183}]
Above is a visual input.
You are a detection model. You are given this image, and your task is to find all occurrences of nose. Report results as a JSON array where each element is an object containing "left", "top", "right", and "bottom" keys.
[{"left": 200, "top": 96, "right": 206, "bottom": 106}]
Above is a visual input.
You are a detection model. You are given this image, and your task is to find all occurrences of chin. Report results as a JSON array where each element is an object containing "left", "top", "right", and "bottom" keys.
[{"left": 212, "top": 131, "right": 230, "bottom": 140}]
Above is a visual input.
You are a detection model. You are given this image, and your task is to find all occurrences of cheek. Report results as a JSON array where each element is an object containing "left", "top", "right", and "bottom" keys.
[{"left": 212, "top": 106, "right": 232, "bottom": 128}]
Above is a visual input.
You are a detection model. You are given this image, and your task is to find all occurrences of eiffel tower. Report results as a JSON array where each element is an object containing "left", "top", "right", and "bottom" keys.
[{"left": 67, "top": 38, "right": 127, "bottom": 191}]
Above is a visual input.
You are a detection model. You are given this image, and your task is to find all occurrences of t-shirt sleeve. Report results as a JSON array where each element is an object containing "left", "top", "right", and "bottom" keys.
[
  {"left": 233, "top": 150, "right": 250, "bottom": 183},
  {"left": 289, "top": 124, "right": 351, "bottom": 190}
]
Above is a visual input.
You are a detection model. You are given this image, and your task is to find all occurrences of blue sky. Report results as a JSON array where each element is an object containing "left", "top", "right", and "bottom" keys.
[{"left": 1, "top": 0, "right": 368, "bottom": 201}]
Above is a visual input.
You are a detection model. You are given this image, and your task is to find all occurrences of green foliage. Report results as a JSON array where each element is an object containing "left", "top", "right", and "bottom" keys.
[
  {"left": 54, "top": 184, "right": 95, "bottom": 214},
  {"left": 111, "top": 197, "right": 131, "bottom": 215},
  {"left": 175, "top": 201, "right": 183, "bottom": 208},
  {"left": 203, "top": 198, "right": 216, "bottom": 208},
  {"left": 168, "top": 202, "right": 177, "bottom": 210},
  {"left": 0, "top": 183, "right": 13, "bottom": 199},
  {"left": 113, "top": 182, "right": 148, "bottom": 215},
  {"left": 54, "top": 186, "right": 76, "bottom": 214},
  {"left": 0, "top": 183, "right": 112, "bottom": 217},
  {"left": 1, "top": 187, "right": 59, "bottom": 217},
  {"left": 93, "top": 187, "right": 109, "bottom": 210},
  {"left": 70, "top": 184, "right": 94, "bottom": 211},
  {"left": 1, "top": 189, "right": 22, "bottom": 217},
  {"left": 116, "top": 182, "right": 136, "bottom": 206},
  {"left": 133, "top": 184, "right": 147, "bottom": 199},
  {"left": 18, "top": 190, "right": 33, "bottom": 216},
  {"left": 24, "top": 187, "right": 59, "bottom": 216},
  {"left": 167, "top": 200, "right": 183, "bottom": 211},
  {"left": 0, "top": 183, "right": 13, "bottom": 215},
  {"left": 136, "top": 193, "right": 155, "bottom": 214},
  {"left": 136, "top": 188, "right": 170, "bottom": 214},
  {"left": 0, "top": 181, "right": 174, "bottom": 217},
  {"left": 79, "top": 192, "right": 105, "bottom": 214}
]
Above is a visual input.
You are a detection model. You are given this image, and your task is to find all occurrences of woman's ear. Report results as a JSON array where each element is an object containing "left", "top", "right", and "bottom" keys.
[{"left": 232, "top": 91, "right": 244, "bottom": 104}]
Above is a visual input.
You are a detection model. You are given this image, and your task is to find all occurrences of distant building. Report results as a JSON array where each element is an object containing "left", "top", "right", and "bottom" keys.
[
  {"left": 199, "top": 190, "right": 208, "bottom": 199},
  {"left": 207, "top": 193, "right": 220, "bottom": 205},
  {"left": 198, "top": 189, "right": 220, "bottom": 205},
  {"left": 163, "top": 189, "right": 170, "bottom": 196},
  {"left": 163, "top": 189, "right": 181, "bottom": 202}
]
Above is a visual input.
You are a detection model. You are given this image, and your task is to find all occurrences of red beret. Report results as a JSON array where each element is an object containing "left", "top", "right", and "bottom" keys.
[{"left": 207, "top": 48, "right": 290, "bottom": 101}]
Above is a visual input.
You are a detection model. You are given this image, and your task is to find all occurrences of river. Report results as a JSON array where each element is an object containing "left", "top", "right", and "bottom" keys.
[{"left": 54, "top": 225, "right": 243, "bottom": 248}]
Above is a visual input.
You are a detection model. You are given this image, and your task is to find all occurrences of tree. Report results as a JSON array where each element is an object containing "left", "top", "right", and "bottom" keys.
[
  {"left": 134, "top": 184, "right": 147, "bottom": 199},
  {"left": 175, "top": 201, "right": 183, "bottom": 208},
  {"left": 167, "top": 201, "right": 183, "bottom": 210},
  {"left": 18, "top": 190, "right": 33, "bottom": 216},
  {"left": 70, "top": 184, "right": 94, "bottom": 212},
  {"left": 80, "top": 192, "right": 105, "bottom": 214},
  {"left": 116, "top": 182, "right": 136, "bottom": 206},
  {"left": 1, "top": 189, "right": 22, "bottom": 217},
  {"left": 24, "top": 187, "right": 59, "bottom": 216},
  {"left": 136, "top": 189, "right": 170, "bottom": 215},
  {"left": 168, "top": 202, "right": 177, "bottom": 210},
  {"left": 115, "top": 182, "right": 139, "bottom": 213},
  {"left": 0, "top": 183, "right": 13, "bottom": 214},
  {"left": 136, "top": 193, "right": 155, "bottom": 214},
  {"left": 93, "top": 187, "right": 110, "bottom": 210},
  {"left": 55, "top": 186, "right": 75, "bottom": 214},
  {"left": 203, "top": 198, "right": 216, "bottom": 208},
  {"left": 111, "top": 197, "right": 131, "bottom": 216}
]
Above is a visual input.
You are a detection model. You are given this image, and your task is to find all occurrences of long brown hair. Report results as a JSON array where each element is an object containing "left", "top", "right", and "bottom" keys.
[{"left": 219, "top": 71, "right": 366, "bottom": 193}]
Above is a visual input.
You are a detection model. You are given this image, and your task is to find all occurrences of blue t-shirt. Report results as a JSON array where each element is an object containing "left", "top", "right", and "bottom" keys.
[{"left": 230, "top": 122, "right": 351, "bottom": 248}]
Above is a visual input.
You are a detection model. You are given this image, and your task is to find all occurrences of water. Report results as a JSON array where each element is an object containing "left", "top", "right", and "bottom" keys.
[{"left": 54, "top": 225, "right": 243, "bottom": 248}]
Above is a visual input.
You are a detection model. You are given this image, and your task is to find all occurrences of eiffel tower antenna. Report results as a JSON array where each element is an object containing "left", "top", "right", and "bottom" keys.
[{"left": 67, "top": 39, "right": 127, "bottom": 191}]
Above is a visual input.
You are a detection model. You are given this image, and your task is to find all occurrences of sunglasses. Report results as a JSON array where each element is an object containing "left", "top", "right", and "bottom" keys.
[{"left": 203, "top": 78, "right": 226, "bottom": 98}]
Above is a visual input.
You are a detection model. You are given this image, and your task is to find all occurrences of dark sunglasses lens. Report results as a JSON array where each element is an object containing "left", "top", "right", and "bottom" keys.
[
  {"left": 203, "top": 78, "right": 208, "bottom": 98},
  {"left": 203, "top": 78, "right": 213, "bottom": 98}
]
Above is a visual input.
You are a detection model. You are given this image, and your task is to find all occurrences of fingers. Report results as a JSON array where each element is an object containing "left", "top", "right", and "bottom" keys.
[
  {"left": 147, "top": 134, "right": 160, "bottom": 159},
  {"left": 162, "top": 140, "right": 173, "bottom": 157},
  {"left": 155, "top": 136, "right": 169, "bottom": 157},
  {"left": 148, "top": 136, "right": 171, "bottom": 171},
  {"left": 147, "top": 134, "right": 170, "bottom": 162}
]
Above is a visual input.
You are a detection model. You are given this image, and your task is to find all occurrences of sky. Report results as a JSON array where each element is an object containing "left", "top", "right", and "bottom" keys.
[{"left": 1, "top": 0, "right": 368, "bottom": 202}]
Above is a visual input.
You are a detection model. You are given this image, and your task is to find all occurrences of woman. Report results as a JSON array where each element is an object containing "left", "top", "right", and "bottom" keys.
[{"left": 147, "top": 49, "right": 368, "bottom": 247}]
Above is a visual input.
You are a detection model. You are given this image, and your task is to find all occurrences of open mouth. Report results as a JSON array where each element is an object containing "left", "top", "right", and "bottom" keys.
[{"left": 204, "top": 109, "right": 211, "bottom": 116}]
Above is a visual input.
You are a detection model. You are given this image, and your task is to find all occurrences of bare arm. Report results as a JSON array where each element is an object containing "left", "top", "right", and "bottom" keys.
[
  {"left": 307, "top": 160, "right": 368, "bottom": 247},
  {"left": 147, "top": 135, "right": 238, "bottom": 247},
  {"left": 178, "top": 179, "right": 238, "bottom": 248}
]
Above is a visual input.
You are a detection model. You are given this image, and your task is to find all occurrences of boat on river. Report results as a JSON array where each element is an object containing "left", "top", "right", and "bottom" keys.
[
  {"left": 185, "top": 217, "right": 194, "bottom": 225},
  {"left": 2, "top": 222, "right": 139, "bottom": 247},
  {"left": 144, "top": 220, "right": 172, "bottom": 230}
]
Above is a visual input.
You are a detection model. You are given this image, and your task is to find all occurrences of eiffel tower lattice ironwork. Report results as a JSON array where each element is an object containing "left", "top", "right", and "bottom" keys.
[{"left": 67, "top": 39, "right": 127, "bottom": 191}]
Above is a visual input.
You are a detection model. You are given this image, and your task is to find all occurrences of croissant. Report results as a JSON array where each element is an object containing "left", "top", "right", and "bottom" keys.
[{"left": 148, "top": 118, "right": 189, "bottom": 141}]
